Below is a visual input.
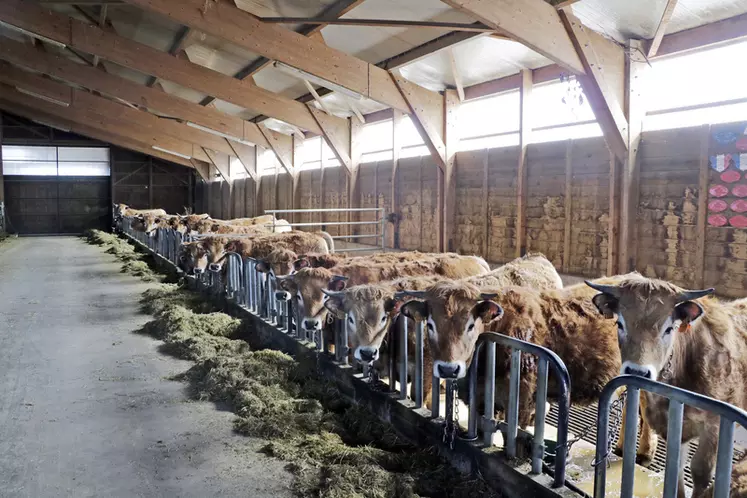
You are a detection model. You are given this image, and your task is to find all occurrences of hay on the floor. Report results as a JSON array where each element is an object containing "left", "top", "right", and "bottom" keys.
[{"left": 92, "top": 230, "right": 501, "bottom": 498}]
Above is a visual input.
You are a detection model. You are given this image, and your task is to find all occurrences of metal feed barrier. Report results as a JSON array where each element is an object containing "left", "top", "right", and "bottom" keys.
[
  {"left": 595, "top": 376, "right": 747, "bottom": 498},
  {"left": 114, "top": 215, "right": 747, "bottom": 498},
  {"left": 264, "top": 208, "right": 387, "bottom": 253}
]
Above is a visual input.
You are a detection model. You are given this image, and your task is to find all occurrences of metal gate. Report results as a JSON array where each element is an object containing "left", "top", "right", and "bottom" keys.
[{"left": 4, "top": 175, "right": 110, "bottom": 234}]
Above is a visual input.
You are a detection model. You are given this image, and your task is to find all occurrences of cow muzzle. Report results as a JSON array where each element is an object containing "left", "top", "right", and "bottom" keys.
[
  {"left": 355, "top": 346, "right": 379, "bottom": 363},
  {"left": 621, "top": 361, "right": 656, "bottom": 381},
  {"left": 208, "top": 263, "right": 222, "bottom": 272},
  {"left": 193, "top": 267, "right": 205, "bottom": 275},
  {"left": 434, "top": 360, "right": 466, "bottom": 379},
  {"left": 303, "top": 318, "right": 321, "bottom": 331}
]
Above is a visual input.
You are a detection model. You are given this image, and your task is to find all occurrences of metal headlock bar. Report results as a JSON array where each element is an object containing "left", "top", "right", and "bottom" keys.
[{"left": 116, "top": 213, "right": 746, "bottom": 498}]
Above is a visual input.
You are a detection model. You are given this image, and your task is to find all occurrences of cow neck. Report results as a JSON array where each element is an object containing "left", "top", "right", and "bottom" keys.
[{"left": 660, "top": 335, "right": 688, "bottom": 386}]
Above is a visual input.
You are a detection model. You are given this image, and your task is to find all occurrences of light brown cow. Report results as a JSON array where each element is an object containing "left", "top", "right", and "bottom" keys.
[
  {"left": 329, "top": 253, "right": 560, "bottom": 367},
  {"left": 131, "top": 213, "right": 180, "bottom": 237},
  {"left": 587, "top": 276, "right": 747, "bottom": 497},
  {"left": 277, "top": 254, "right": 489, "bottom": 338},
  {"left": 401, "top": 272, "right": 657, "bottom": 465},
  {"left": 113, "top": 203, "right": 167, "bottom": 222},
  {"left": 178, "top": 231, "right": 334, "bottom": 275}
]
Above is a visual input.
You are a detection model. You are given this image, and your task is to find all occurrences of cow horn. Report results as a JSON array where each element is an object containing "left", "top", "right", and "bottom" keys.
[
  {"left": 479, "top": 292, "right": 497, "bottom": 300},
  {"left": 274, "top": 274, "right": 292, "bottom": 282},
  {"left": 394, "top": 290, "right": 426, "bottom": 299},
  {"left": 321, "top": 288, "right": 343, "bottom": 297},
  {"left": 675, "top": 288, "right": 714, "bottom": 302},
  {"left": 584, "top": 281, "right": 622, "bottom": 298}
]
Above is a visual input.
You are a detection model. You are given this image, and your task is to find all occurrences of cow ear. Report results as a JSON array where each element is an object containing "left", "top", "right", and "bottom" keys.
[
  {"left": 674, "top": 301, "right": 704, "bottom": 324},
  {"left": 472, "top": 300, "right": 503, "bottom": 322},
  {"left": 324, "top": 295, "right": 346, "bottom": 319},
  {"left": 328, "top": 277, "right": 347, "bottom": 292},
  {"left": 293, "top": 257, "right": 310, "bottom": 271},
  {"left": 384, "top": 297, "right": 403, "bottom": 314},
  {"left": 256, "top": 260, "right": 271, "bottom": 273},
  {"left": 400, "top": 300, "right": 427, "bottom": 321},
  {"left": 592, "top": 293, "right": 619, "bottom": 319}
]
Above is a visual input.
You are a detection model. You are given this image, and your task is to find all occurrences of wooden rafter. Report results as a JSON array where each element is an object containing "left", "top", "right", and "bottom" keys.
[
  {"left": 119, "top": 0, "right": 408, "bottom": 112},
  {"left": 258, "top": 18, "right": 494, "bottom": 32},
  {"left": 0, "top": 36, "right": 268, "bottom": 148},
  {"left": 147, "top": 25, "right": 193, "bottom": 88},
  {"left": 378, "top": 30, "right": 486, "bottom": 71},
  {"left": 200, "top": 0, "right": 366, "bottom": 108},
  {"left": 0, "top": 97, "right": 200, "bottom": 168},
  {"left": 515, "top": 69, "right": 532, "bottom": 258},
  {"left": 447, "top": 49, "right": 465, "bottom": 101},
  {"left": 0, "top": 0, "right": 335, "bottom": 135},
  {"left": 442, "top": 0, "right": 585, "bottom": 74},
  {"left": 560, "top": 10, "right": 628, "bottom": 161},
  {"left": 648, "top": 0, "right": 678, "bottom": 58},
  {"left": 390, "top": 71, "right": 446, "bottom": 172}
]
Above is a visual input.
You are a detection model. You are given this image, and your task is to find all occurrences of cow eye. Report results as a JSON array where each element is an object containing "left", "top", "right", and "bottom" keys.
[
  {"left": 296, "top": 294, "right": 301, "bottom": 301},
  {"left": 426, "top": 322, "right": 433, "bottom": 331},
  {"left": 381, "top": 315, "right": 387, "bottom": 323},
  {"left": 467, "top": 323, "right": 474, "bottom": 332},
  {"left": 348, "top": 316, "right": 354, "bottom": 324},
  {"left": 663, "top": 326, "right": 673, "bottom": 336}
]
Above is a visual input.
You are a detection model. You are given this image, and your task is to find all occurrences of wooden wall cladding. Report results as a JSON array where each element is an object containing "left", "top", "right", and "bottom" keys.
[{"left": 637, "top": 127, "right": 702, "bottom": 288}]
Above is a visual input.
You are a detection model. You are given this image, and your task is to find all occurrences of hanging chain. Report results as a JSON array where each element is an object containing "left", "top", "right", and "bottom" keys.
[{"left": 591, "top": 389, "right": 627, "bottom": 468}]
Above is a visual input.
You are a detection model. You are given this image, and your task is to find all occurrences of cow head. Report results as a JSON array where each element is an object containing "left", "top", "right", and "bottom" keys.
[
  {"left": 293, "top": 253, "right": 343, "bottom": 273},
  {"left": 400, "top": 281, "right": 504, "bottom": 380},
  {"left": 586, "top": 277, "right": 714, "bottom": 381},
  {"left": 256, "top": 248, "right": 298, "bottom": 276},
  {"left": 277, "top": 268, "right": 346, "bottom": 333},
  {"left": 323, "top": 284, "right": 400, "bottom": 363},
  {"left": 113, "top": 203, "right": 128, "bottom": 222},
  {"left": 177, "top": 241, "right": 207, "bottom": 275},
  {"left": 130, "top": 215, "right": 146, "bottom": 232}
]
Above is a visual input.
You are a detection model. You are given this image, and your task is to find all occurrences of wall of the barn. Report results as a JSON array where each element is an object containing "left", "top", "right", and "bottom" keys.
[{"left": 111, "top": 148, "right": 194, "bottom": 215}]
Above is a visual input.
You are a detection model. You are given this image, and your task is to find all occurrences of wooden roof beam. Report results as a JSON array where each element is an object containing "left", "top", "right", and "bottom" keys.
[
  {"left": 390, "top": 71, "right": 446, "bottom": 172},
  {"left": 560, "top": 10, "right": 628, "bottom": 161},
  {"left": 120, "top": 0, "right": 409, "bottom": 112},
  {"left": 0, "top": 36, "right": 269, "bottom": 148},
  {"left": 0, "top": 97, "right": 199, "bottom": 168},
  {"left": 0, "top": 0, "right": 331, "bottom": 135},
  {"left": 442, "top": 0, "right": 585, "bottom": 74},
  {"left": 648, "top": 0, "right": 678, "bottom": 58}
]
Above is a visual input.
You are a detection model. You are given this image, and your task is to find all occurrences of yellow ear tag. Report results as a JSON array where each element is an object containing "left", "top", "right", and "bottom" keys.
[{"left": 678, "top": 322, "right": 691, "bottom": 333}]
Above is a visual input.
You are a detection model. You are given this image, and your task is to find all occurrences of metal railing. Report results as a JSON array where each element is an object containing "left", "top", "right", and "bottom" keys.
[
  {"left": 264, "top": 208, "right": 386, "bottom": 253},
  {"left": 595, "top": 375, "right": 747, "bottom": 498},
  {"left": 467, "top": 332, "right": 571, "bottom": 488},
  {"left": 114, "top": 215, "right": 747, "bottom": 498}
]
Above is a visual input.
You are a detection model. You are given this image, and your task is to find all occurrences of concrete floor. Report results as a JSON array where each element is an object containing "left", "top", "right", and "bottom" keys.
[{"left": 0, "top": 237, "right": 293, "bottom": 498}]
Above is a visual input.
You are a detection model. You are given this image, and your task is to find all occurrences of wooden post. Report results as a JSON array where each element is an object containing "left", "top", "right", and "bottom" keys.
[
  {"left": 607, "top": 150, "right": 619, "bottom": 276},
  {"left": 349, "top": 118, "right": 363, "bottom": 240},
  {"left": 320, "top": 137, "right": 326, "bottom": 230},
  {"left": 516, "top": 69, "right": 533, "bottom": 258},
  {"left": 482, "top": 148, "right": 490, "bottom": 259},
  {"left": 392, "top": 109, "right": 405, "bottom": 249},
  {"left": 443, "top": 89, "right": 460, "bottom": 253},
  {"left": 618, "top": 40, "right": 648, "bottom": 272},
  {"left": 254, "top": 146, "right": 261, "bottom": 217},
  {"left": 148, "top": 156, "right": 154, "bottom": 208},
  {"left": 562, "top": 140, "right": 573, "bottom": 273},
  {"left": 0, "top": 111, "right": 4, "bottom": 233},
  {"left": 695, "top": 124, "right": 711, "bottom": 288},
  {"left": 292, "top": 135, "right": 303, "bottom": 225}
]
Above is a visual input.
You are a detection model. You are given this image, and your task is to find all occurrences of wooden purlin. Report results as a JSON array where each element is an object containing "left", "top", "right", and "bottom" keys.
[
  {"left": 119, "top": 0, "right": 409, "bottom": 112},
  {"left": 0, "top": 0, "right": 325, "bottom": 135},
  {"left": 442, "top": 0, "right": 584, "bottom": 74}
]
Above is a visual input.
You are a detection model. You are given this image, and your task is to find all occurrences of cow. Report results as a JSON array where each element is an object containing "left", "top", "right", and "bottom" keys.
[
  {"left": 400, "top": 272, "right": 657, "bottom": 465},
  {"left": 323, "top": 274, "right": 446, "bottom": 406},
  {"left": 324, "top": 254, "right": 559, "bottom": 409},
  {"left": 130, "top": 213, "right": 180, "bottom": 237},
  {"left": 177, "top": 231, "right": 334, "bottom": 276},
  {"left": 587, "top": 275, "right": 747, "bottom": 497},
  {"left": 276, "top": 253, "right": 489, "bottom": 339},
  {"left": 114, "top": 203, "right": 167, "bottom": 224}
]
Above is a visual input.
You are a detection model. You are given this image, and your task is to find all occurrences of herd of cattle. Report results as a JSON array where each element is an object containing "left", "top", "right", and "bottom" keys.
[{"left": 115, "top": 203, "right": 747, "bottom": 498}]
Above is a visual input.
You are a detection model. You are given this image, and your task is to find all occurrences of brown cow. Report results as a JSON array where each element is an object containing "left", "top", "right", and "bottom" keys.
[
  {"left": 587, "top": 276, "right": 747, "bottom": 497},
  {"left": 401, "top": 272, "right": 657, "bottom": 465},
  {"left": 330, "top": 253, "right": 560, "bottom": 366},
  {"left": 178, "top": 231, "right": 334, "bottom": 275},
  {"left": 277, "top": 254, "right": 489, "bottom": 337}
]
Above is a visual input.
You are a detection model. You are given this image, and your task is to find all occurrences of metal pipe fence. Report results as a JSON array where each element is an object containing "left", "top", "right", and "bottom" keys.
[
  {"left": 466, "top": 332, "right": 571, "bottom": 488},
  {"left": 594, "top": 375, "right": 747, "bottom": 498},
  {"left": 113, "top": 215, "right": 746, "bottom": 498},
  {"left": 264, "top": 208, "right": 386, "bottom": 253}
]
